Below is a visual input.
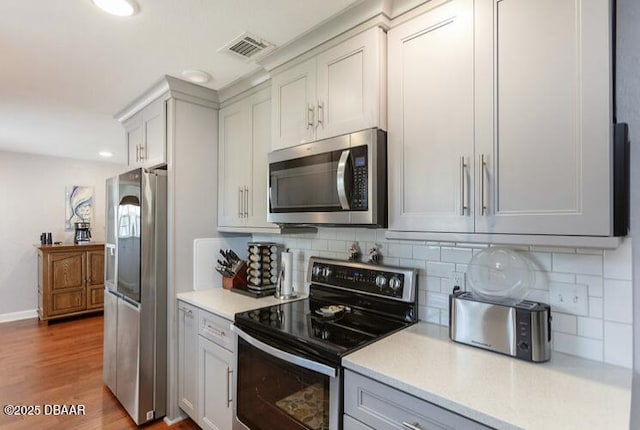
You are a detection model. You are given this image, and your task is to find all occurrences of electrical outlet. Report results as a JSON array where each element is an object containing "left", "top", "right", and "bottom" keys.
[
  {"left": 549, "top": 283, "right": 588, "bottom": 316},
  {"left": 449, "top": 271, "right": 465, "bottom": 289}
]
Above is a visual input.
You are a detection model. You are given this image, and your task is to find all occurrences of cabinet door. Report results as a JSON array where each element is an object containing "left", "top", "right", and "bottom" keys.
[
  {"left": 86, "top": 249, "right": 105, "bottom": 310},
  {"left": 125, "top": 113, "right": 143, "bottom": 167},
  {"left": 49, "top": 251, "right": 85, "bottom": 291},
  {"left": 178, "top": 302, "right": 199, "bottom": 420},
  {"left": 271, "top": 58, "right": 316, "bottom": 150},
  {"left": 198, "top": 337, "right": 233, "bottom": 430},
  {"left": 141, "top": 97, "right": 167, "bottom": 168},
  {"left": 218, "top": 101, "right": 249, "bottom": 227},
  {"left": 474, "top": 0, "right": 612, "bottom": 235},
  {"left": 388, "top": 0, "right": 475, "bottom": 233},
  {"left": 316, "top": 27, "right": 385, "bottom": 140},
  {"left": 247, "top": 88, "right": 275, "bottom": 228}
]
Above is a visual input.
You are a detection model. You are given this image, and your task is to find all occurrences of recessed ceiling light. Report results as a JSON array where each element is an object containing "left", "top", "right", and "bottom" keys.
[
  {"left": 181, "top": 69, "right": 212, "bottom": 84},
  {"left": 91, "top": 0, "right": 138, "bottom": 17},
  {"left": 99, "top": 151, "right": 113, "bottom": 158}
]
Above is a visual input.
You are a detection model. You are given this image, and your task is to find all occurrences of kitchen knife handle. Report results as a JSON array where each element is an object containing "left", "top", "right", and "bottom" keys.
[{"left": 460, "top": 156, "right": 468, "bottom": 216}]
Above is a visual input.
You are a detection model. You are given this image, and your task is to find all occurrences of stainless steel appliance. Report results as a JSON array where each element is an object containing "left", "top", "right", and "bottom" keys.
[
  {"left": 73, "top": 222, "right": 91, "bottom": 244},
  {"left": 267, "top": 128, "right": 387, "bottom": 227},
  {"left": 103, "top": 168, "right": 167, "bottom": 425},
  {"left": 449, "top": 290, "right": 552, "bottom": 362},
  {"left": 233, "top": 257, "right": 417, "bottom": 430}
]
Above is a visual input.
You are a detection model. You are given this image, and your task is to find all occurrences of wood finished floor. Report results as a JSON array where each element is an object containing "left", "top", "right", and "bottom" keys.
[{"left": 0, "top": 315, "right": 200, "bottom": 430}]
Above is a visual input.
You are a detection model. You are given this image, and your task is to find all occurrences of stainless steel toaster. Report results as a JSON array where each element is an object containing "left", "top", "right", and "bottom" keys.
[{"left": 449, "top": 290, "right": 551, "bottom": 362}]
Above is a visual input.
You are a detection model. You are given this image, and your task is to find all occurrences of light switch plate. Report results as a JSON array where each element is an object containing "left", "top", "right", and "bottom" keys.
[{"left": 549, "top": 283, "right": 588, "bottom": 316}]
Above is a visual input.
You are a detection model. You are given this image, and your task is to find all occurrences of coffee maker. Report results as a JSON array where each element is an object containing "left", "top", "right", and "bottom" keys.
[{"left": 74, "top": 222, "right": 92, "bottom": 244}]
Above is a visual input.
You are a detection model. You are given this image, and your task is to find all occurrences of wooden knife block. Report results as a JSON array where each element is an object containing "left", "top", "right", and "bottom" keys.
[{"left": 222, "top": 261, "right": 247, "bottom": 290}]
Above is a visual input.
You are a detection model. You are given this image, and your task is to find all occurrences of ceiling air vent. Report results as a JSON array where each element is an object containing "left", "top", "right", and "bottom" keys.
[{"left": 220, "top": 32, "right": 275, "bottom": 61}]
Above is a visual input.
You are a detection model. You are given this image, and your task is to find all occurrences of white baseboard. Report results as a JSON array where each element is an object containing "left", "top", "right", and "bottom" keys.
[
  {"left": 163, "top": 412, "right": 187, "bottom": 426},
  {"left": 0, "top": 309, "right": 38, "bottom": 323}
]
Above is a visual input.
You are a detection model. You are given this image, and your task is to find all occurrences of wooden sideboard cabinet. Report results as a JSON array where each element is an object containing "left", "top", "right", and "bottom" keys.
[{"left": 37, "top": 243, "right": 105, "bottom": 321}]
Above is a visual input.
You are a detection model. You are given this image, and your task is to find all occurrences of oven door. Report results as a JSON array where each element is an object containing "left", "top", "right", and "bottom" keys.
[{"left": 232, "top": 325, "right": 342, "bottom": 430}]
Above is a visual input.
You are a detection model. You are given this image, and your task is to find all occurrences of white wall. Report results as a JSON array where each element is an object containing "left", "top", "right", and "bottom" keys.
[
  {"left": 253, "top": 229, "right": 634, "bottom": 368},
  {"left": 0, "top": 150, "right": 125, "bottom": 317}
]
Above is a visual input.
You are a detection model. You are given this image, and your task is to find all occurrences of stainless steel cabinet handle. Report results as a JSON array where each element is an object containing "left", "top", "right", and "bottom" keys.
[
  {"left": 306, "top": 104, "right": 315, "bottom": 129},
  {"left": 317, "top": 101, "right": 324, "bottom": 128},
  {"left": 479, "top": 154, "right": 487, "bottom": 215},
  {"left": 205, "top": 323, "right": 226, "bottom": 337},
  {"left": 135, "top": 145, "right": 140, "bottom": 162},
  {"left": 238, "top": 187, "right": 243, "bottom": 218},
  {"left": 402, "top": 422, "right": 422, "bottom": 430},
  {"left": 226, "top": 368, "right": 233, "bottom": 407},
  {"left": 244, "top": 186, "right": 249, "bottom": 217},
  {"left": 139, "top": 144, "right": 145, "bottom": 161},
  {"left": 178, "top": 306, "right": 192, "bottom": 315},
  {"left": 460, "top": 156, "right": 468, "bottom": 216}
]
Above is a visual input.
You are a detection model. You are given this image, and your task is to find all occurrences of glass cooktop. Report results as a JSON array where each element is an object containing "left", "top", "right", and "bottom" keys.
[{"left": 234, "top": 297, "right": 408, "bottom": 364}]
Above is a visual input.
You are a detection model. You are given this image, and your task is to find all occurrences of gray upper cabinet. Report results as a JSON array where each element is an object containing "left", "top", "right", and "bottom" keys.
[
  {"left": 125, "top": 97, "right": 167, "bottom": 169},
  {"left": 389, "top": 0, "right": 614, "bottom": 238},
  {"left": 218, "top": 86, "right": 278, "bottom": 232},
  {"left": 474, "top": 0, "right": 612, "bottom": 236},
  {"left": 271, "top": 26, "right": 386, "bottom": 150},
  {"left": 388, "top": 0, "right": 475, "bottom": 233}
]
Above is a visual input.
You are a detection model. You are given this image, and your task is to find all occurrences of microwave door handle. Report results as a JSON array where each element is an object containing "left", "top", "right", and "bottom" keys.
[{"left": 337, "top": 149, "right": 351, "bottom": 210}]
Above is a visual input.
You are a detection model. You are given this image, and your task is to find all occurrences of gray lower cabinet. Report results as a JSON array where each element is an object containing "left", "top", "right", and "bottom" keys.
[
  {"left": 178, "top": 302, "right": 199, "bottom": 420},
  {"left": 344, "top": 370, "right": 492, "bottom": 430},
  {"left": 177, "top": 299, "right": 234, "bottom": 430},
  {"left": 198, "top": 310, "right": 234, "bottom": 430}
]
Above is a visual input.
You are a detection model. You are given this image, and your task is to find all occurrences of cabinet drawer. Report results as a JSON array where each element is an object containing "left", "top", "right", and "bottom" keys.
[
  {"left": 344, "top": 370, "right": 492, "bottom": 430},
  {"left": 344, "top": 414, "right": 373, "bottom": 430},
  {"left": 199, "top": 310, "right": 233, "bottom": 352}
]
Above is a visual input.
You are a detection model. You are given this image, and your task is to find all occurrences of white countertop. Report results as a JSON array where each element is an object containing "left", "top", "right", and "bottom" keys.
[
  {"left": 342, "top": 323, "right": 632, "bottom": 430},
  {"left": 177, "top": 288, "right": 307, "bottom": 320}
]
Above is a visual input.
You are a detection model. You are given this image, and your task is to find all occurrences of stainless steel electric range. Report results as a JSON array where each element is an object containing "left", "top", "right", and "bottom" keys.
[{"left": 232, "top": 257, "right": 418, "bottom": 430}]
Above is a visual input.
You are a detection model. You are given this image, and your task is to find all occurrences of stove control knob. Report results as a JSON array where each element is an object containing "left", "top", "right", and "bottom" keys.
[
  {"left": 312, "top": 265, "right": 323, "bottom": 277},
  {"left": 322, "top": 267, "right": 332, "bottom": 279},
  {"left": 375, "top": 274, "right": 387, "bottom": 289},
  {"left": 389, "top": 276, "right": 402, "bottom": 291}
]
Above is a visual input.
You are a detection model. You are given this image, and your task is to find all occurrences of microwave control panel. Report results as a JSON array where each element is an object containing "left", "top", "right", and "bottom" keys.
[{"left": 351, "top": 145, "right": 368, "bottom": 210}]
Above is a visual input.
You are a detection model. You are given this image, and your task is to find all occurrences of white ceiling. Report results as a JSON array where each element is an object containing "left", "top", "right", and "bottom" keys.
[{"left": 0, "top": 0, "right": 361, "bottom": 164}]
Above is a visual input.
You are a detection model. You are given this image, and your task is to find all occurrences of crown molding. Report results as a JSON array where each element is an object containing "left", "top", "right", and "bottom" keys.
[{"left": 115, "top": 75, "right": 219, "bottom": 123}]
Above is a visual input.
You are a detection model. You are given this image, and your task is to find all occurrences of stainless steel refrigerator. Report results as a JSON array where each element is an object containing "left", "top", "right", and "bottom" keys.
[{"left": 103, "top": 168, "right": 167, "bottom": 425}]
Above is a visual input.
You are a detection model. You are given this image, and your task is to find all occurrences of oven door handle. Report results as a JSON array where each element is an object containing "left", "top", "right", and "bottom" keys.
[
  {"left": 336, "top": 149, "right": 351, "bottom": 210},
  {"left": 232, "top": 325, "right": 337, "bottom": 378}
]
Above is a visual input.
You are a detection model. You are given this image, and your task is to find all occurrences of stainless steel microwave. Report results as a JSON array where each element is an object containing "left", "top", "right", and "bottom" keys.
[{"left": 267, "top": 128, "right": 387, "bottom": 227}]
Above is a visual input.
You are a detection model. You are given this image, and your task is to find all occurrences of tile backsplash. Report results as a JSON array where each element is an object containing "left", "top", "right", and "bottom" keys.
[{"left": 252, "top": 229, "right": 633, "bottom": 368}]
